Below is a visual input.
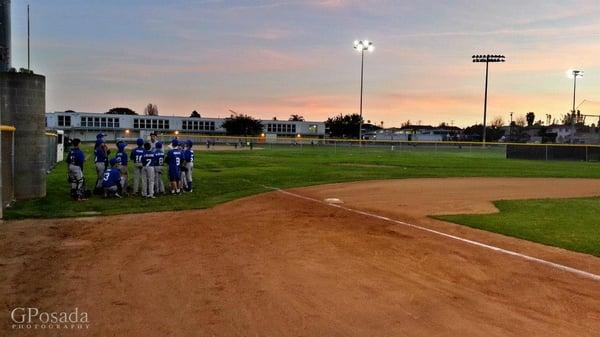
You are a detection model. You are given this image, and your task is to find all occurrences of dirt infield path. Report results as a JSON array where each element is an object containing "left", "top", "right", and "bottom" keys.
[{"left": 1, "top": 178, "right": 600, "bottom": 336}]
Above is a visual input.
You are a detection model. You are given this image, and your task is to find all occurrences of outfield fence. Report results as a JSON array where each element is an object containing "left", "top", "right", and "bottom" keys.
[{"left": 156, "top": 134, "right": 600, "bottom": 162}]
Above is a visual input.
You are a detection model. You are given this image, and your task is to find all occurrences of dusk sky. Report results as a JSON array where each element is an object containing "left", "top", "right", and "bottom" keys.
[{"left": 10, "top": 0, "right": 600, "bottom": 127}]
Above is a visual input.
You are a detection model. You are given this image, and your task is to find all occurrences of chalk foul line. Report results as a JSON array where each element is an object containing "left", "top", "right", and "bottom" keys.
[{"left": 266, "top": 186, "right": 600, "bottom": 282}]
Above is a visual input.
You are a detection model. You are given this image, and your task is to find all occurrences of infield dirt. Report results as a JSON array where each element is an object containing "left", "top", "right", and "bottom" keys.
[{"left": 1, "top": 178, "right": 600, "bottom": 336}]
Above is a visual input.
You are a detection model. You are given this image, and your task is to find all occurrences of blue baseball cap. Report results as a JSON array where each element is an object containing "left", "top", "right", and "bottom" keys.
[
  {"left": 155, "top": 141, "right": 163, "bottom": 149},
  {"left": 186, "top": 140, "right": 193, "bottom": 147},
  {"left": 136, "top": 138, "right": 144, "bottom": 146},
  {"left": 109, "top": 158, "right": 118, "bottom": 166},
  {"left": 171, "top": 139, "right": 179, "bottom": 147}
]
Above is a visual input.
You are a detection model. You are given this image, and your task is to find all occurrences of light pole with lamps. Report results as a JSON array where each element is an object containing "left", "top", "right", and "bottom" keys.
[
  {"left": 568, "top": 69, "right": 583, "bottom": 114},
  {"left": 472, "top": 54, "right": 505, "bottom": 145},
  {"left": 354, "top": 40, "right": 374, "bottom": 143}
]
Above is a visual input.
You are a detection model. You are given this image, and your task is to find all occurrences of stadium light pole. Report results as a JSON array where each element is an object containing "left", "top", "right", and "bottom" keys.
[
  {"left": 568, "top": 69, "right": 583, "bottom": 114},
  {"left": 354, "top": 40, "right": 374, "bottom": 144},
  {"left": 472, "top": 54, "right": 505, "bottom": 145}
]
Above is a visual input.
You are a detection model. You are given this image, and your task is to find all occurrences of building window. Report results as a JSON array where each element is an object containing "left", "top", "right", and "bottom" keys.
[
  {"left": 57, "top": 115, "right": 71, "bottom": 127},
  {"left": 292, "top": 125, "right": 296, "bottom": 133},
  {"left": 308, "top": 124, "right": 318, "bottom": 133},
  {"left": 80, "top": 117, "right": 86, "bottom": 127},
  {"left": 114, "top": 118, "right": 120, "bottom": 128}
]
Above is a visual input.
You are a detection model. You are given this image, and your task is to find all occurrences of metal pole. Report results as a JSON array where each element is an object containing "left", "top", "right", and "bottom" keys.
[
  {"left": 482, "top": 57, "right": 489, "bottom": 146},
  {"left": 359, "top": 49, "right": 364, "bottom": 145},
  {"left": 27, "top": 4, "right": 30, "bottom": 70},
  {"left": 572, "top": 74, "right": 577, "bottom": 113}
]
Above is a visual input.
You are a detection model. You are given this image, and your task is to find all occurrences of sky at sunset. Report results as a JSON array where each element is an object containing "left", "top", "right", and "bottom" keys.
[{"left": 10, "top": 0, "right": 600, "bottom": 127}]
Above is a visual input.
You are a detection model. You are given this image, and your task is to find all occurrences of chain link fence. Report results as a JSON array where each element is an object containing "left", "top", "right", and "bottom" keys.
[{"left": 150, "top": 133, "right": 600, "bottom": 162}]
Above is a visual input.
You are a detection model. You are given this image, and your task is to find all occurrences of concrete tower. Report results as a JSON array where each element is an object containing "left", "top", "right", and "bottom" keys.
[
  {"left": 0, "top": 0, "right": 10, "bottom": 71},
  {"left": 0, "top": 0, "right": 47, "bottom": 201}
]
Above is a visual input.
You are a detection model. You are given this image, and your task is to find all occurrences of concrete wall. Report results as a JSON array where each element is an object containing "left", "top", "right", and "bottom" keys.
[{"left": 0, "top": 72, "right": 46, "bottom": 199}]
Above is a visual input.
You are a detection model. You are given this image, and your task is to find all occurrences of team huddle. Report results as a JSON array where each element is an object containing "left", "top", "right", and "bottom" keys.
[{"left": 66, "top": 133, "right": 195, "bottom": 200}]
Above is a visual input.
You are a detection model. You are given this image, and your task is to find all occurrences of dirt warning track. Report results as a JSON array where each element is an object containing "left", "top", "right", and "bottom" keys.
[{"left": 1, "top": 178, "right": 600, "bottom": 336}]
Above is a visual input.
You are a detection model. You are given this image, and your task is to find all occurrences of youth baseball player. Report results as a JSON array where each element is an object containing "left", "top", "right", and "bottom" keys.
[
  {"left": 130, "top": 138, "right": 145, "bottom": 195},
  {"left": 141, "top": 142, "right": 156, "bottom": 198},
  {"left": 153, "top": 141, "right": 165, "bottom": 195},
  {"left": 66, "top": 138, "right": 86, "bottom": 201},
  {"left": 102, "top": 159, "right": 123, "bottom": 198},
  {"left": 114, "top": 141, "right": 129, "bottom": 192},
  {"left": 181, "top": 140, "right": 195, "bottom": 192},
  {"left": 94, "top": 139, "right": 109, "bottom": 192},
  {"left": 166, "top": 139, "right": 183, "bottom": 195}
]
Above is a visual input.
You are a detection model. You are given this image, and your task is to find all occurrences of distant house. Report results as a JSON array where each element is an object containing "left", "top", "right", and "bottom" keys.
[{"left": 373, "top": 125, "right": 461, "bottom": 142}]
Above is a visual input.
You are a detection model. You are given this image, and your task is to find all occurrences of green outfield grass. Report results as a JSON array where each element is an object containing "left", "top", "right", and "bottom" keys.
[
  {"left": 5, "top": 145, "right": 600, "bottom": 222},
  {"left": 437, "top": 198, "right": 600, "bottom": 257}
]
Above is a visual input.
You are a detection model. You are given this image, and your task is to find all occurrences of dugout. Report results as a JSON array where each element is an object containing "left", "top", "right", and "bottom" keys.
[{"left": 506, "top": 144, "right": 600, "bottom": 161}]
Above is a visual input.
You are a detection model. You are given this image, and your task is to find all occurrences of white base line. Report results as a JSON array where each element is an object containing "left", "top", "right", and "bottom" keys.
[{"left": 270, "top": 187, "right": 600, "bottom": 282}]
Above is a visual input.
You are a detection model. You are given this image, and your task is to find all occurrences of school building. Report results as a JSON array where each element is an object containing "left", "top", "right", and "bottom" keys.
[{"left": 45, "top": 111, "right": 326, "bottom": 141}]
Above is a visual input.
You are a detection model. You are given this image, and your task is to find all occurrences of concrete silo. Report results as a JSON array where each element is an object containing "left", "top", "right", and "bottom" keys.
[{"left": 0, "top": 0, "right": 48, "bottom": 200}]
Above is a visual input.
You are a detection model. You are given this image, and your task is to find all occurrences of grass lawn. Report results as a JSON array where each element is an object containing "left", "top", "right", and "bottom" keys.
[
  {"left": 5, "top": 145, "right": 600, "bottom": 220},
  {"left": 437, "top": 198, "right": 600, "bottom": 257}
]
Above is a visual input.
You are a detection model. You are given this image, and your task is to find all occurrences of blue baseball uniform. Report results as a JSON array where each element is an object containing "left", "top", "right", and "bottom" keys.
[
  {"left": 102, "top": 168, "right": 121, "bottom": 188},
  {"left": 94, "top": 147, "right": 107, "bottom": 164},
  {"left": 115, "top": 151, "right": 128, "bottom": 166},
  {"left": 181, "top": 148, "right": 194, "bottom": 192},
  {"left": 67, "top": 148, "right": 85, "bottom": 168},
  {"left": 153, "top": 149, "right": 166, "bottom": 194},
  {"left": 166, "top": 149, "right": 183, "bottom": 182},
  {"left": 67, "top": 147, "right": 86, "bottom": 199},
  {"left": 130, "top": 146, "right": 145, "bottom": 194},
  {"left": 142, "top": 150, "right": 155, "bottom": 167},
  {"left": 141, "top": 149, "right": 156, "bottom": 197}
]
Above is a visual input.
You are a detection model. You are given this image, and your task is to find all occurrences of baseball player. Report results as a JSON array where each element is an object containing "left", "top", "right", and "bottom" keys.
[
  {"left": 102, "top": 159, "right": 123, "bottom": 198},
  {"left": 181, "top": 140, "right": 195, "bottom": 192},
  {"left": 141, "top": 142, "right": 156, "bottom": 198},
  {"left": 66, "top": 138, "right": 86, "bottom": 201},
  {"left": 165, "top": 139, "right": 183, "bottom": 195},
  {"left": 94, "top": 139, "right": 109, "bottom": 193},
  {"left": 130, "top": 138, "right": 145, "bottom": 195},
  {"left": 153, "top": 141, "right": 166, "bottom": 195},
  {"left": 149, "top": 132, "right": 158, "bottom": 150},
  {"left": 114, "top": 140, "right": 129, "bottom": 193}
]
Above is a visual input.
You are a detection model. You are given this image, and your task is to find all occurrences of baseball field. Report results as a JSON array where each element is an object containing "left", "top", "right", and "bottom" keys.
[{"left": 1, "top": 145, "right": 600, "bottom": 336}]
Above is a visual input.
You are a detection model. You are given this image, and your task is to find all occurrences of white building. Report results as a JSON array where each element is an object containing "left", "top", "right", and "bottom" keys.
[
  {"left": 45, "top": 111, "right": 326, "bottom": 141},
  {"left": 374, "top": 127, "right": 460, "bottom": 142}
]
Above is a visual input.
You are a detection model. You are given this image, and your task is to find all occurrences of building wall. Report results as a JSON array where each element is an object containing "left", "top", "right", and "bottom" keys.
[
  {"left": 46, "top": 111, "right": 326, "bottom": 141},
  {"left": 0, "top": 72, "right": 47, "bottom": 200}
]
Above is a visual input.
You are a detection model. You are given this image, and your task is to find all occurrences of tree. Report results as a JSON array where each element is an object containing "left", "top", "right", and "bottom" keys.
[
  {"left": 490, "top": 116, "right": 504, "bottom": 128},
  {"left": 144, "top": 103, "right": 159, "bottom": 116},
  {"left": 463, "top": 124, "right": 505, "bottom": 142},
  {"left": 106, "top": 107, "right": 137, "bottom": 115},
  {"left": 289, "top": 114, "right": 305, "bottom": 121},
  {"left": 222, "top": 113, "right": 263, "bottom": 136},
  {"left": 526, "top": 112, "right": 535, "bottom": 127},
  {"left": 325, "top": 113, "right": 363, "bottom": 138},
  {"left": 515, "top": 116, "right": 527, "bottom": 127},
  {"left": 190, "top": 110, "right": 201, "bottom": 118},
  {"left": 401, "top": 120, "right": 411, "bottom": 128}
]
